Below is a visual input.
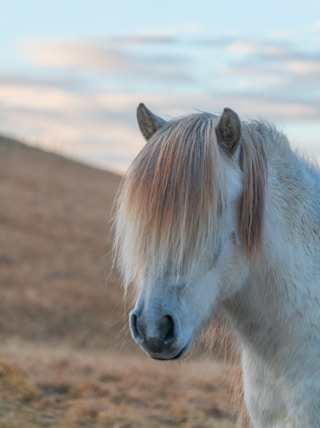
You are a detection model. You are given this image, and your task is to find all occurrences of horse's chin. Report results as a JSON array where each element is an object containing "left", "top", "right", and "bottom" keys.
[
  {"left": 170, "top": 346, "right": 188, "bottom": 360},
  {"left": 147, "top": 341, "right": 193, "bottom": 361}
]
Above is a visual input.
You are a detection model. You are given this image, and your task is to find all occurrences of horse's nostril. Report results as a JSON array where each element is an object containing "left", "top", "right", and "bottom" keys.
[
  {"left": 129, "top": 312, "right": 143, "bottom": 344},
  {"left": 163, "top": 315, "right": 175, "bottom": 344}
]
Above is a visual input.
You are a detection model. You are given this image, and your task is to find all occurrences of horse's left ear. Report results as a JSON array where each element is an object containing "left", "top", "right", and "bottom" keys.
[
  {"left": 215, "top": 108, "right": 241, "bottom": 155},
  {"left": 137, "top": 103, "right": 167, "bottom": 141}
]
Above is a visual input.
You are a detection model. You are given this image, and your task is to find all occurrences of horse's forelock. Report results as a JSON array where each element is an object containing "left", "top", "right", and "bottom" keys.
[
  {"left": 115, "top": 114, "right": 225, "bottom": 284},
  {"left": 115, "top": 115, "right": 268, "bottom": 287}
]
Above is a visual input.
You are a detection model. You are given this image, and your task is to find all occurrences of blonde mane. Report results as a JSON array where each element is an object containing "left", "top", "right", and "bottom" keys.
[
  {"left": 239, "top": 122, "right": 267, "bottom": 257},
  {"left": 115, "top": 113, "right": 267, "bottom": 286}
]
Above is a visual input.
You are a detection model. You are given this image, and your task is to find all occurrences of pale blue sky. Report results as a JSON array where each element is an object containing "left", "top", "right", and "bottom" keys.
[{"left": 1, "top": 1, "right": 320, "bottom": 172}]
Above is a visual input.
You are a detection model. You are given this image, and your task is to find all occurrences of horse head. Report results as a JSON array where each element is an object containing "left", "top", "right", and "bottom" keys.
[{"left": 115, "top": 104, "right": 266, "bottom": 360}]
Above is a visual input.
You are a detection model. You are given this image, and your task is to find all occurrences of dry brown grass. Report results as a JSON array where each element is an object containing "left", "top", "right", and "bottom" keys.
[
  {"left": 0, "top": 341, "right": 237, "bottom": 427},
  {"left": 0, "top": 136, "right": 240, "bottom": 427}
]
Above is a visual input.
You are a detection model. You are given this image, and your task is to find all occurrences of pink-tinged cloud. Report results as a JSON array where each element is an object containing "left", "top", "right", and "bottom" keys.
[{"left": 0, "top": 32, "right": 317, "bottom": 173}]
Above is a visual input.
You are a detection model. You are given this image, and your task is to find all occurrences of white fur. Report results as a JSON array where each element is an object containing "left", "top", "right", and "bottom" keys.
[
  {"left": 115, "top": 108, "right": 320, "bottom": 427},
  {"left": 228, "top": 140, "right": 320, "bottom": 427}
]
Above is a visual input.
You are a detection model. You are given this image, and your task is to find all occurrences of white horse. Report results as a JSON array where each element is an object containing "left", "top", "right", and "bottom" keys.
[{"left": 114, "top": 103, "right": 320, "bottom": 427}]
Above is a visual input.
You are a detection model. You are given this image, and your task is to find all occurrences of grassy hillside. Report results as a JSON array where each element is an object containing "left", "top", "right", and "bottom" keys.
[
  {"left": 0, "top": 136, "right": 124, "bottom": 350},
  {"left": 0, "top": 136, "right": 240, "bottom": 427}
]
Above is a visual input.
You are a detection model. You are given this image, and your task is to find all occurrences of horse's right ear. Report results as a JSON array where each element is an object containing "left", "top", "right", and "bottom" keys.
[
  {"left": 215, "top": 108, "right": 241, "bottom": 155},
  {"left": 137, "top": 103, "right": 167, "bottom": 141}
]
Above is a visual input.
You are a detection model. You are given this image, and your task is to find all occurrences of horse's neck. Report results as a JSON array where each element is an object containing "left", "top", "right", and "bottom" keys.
[
  {"left": 264, "top": 144, "right": 320, "bottom": 274},
  {"left": 224, "top": 144, "right": 320, "bottom": 355}
]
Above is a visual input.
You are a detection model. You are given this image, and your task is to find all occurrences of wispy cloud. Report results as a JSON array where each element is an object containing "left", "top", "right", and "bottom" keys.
[
  {"left": 25, "top": 37, "right": 193, "bottom": 87},
  {"left": 25, "top": 34, "right": 320, "bottom": 99},
  {"left": 1, "top": 31, "right": 319, "bottom": 173}
]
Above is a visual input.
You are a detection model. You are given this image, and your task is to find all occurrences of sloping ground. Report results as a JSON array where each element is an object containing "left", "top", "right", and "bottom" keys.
[
  {"left": 0, "top": 136, "right": 240, "bottom": 427},
  {"left": 0, "top": 136, "right": 125, "bottom": 350}
]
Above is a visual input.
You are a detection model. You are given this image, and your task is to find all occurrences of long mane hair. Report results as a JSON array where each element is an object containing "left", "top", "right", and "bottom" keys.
[{"left": 114, "top": 113, "right": 267, "bottom": 288}]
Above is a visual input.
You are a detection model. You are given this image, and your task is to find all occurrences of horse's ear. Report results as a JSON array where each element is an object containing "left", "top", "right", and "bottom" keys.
[
  {"left": 215, "top": 108, "right": 241, "bottom": 155},
  {"left": 137, "top": 103, "right": 167, "bottom": 141}
]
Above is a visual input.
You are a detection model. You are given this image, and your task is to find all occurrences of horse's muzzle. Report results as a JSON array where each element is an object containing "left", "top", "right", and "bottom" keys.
[{"left": 129, "top": 311, "right": 184, "bottom": 360}]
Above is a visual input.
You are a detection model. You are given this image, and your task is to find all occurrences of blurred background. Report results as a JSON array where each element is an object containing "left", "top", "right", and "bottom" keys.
[
  {"left": 2, "top": 0, "right": 320, "bottom": 174},
  {"left": 1, "top": 1, "right": 320, "bottom": 427}
]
